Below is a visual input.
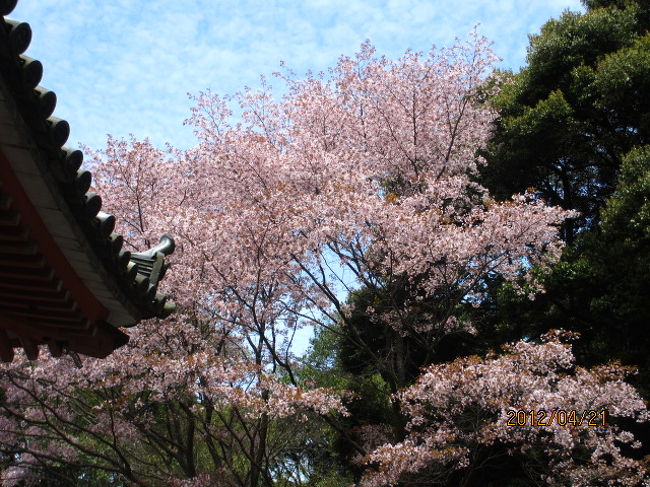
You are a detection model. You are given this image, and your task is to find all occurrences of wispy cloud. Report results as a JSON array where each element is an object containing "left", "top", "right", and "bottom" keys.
[{"left": 10, "top": 0, "right": 583, "bottom": 150}]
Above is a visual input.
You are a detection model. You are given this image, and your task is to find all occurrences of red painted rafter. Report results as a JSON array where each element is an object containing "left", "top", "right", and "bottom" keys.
[{"left": 0, "top": 150, "right": 109, "bottom": 322}]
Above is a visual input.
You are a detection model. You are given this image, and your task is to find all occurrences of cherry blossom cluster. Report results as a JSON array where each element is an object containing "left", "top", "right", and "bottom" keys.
[{"left": 359, "top": 331, "right": 649, "bottom": 487}]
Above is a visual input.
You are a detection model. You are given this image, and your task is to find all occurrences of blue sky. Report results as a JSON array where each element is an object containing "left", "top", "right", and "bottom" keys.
[{"left": 11, "top": 0, "right": 583, "bottom": 152}]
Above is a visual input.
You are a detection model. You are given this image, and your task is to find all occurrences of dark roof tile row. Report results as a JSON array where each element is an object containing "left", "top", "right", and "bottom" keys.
[{"left": 0, "top": 0, "right": 176, "bottom": 335}]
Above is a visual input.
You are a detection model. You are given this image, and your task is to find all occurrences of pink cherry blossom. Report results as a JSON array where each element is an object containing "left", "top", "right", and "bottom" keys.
[
  {"left": 359, "top": 331, "right": 649, "bottom": 487},
  {"left": 0, "top": 35, "right": 629, "bottom": 486}
]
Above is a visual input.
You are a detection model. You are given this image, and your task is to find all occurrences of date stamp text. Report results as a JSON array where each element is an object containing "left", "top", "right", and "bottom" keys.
[{"left": 506, "top": 409, "right": 607, "bottom": 427}]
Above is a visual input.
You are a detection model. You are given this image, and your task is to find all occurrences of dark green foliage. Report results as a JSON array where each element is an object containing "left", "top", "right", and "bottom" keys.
[
  {"left": 300, "top": 326, "right": 389, "bottom": 484},
  {"left": 582, "top": 0, "right": 650, "bottom": 27},
  {"left": 579, "top": 146, "right": 650, "bottom": 388},
  {"left": 478, "top": 0, "right": 650, "bottom": 463},
  {"left": 482, "top": 0, "right": 650, "bottom": 241},
  {"left": 481, "top": 0, "right": 650, "bottom": 381}
]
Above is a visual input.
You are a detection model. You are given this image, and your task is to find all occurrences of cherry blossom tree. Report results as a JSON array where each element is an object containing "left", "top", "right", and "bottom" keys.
[
  {"left": 1, "top": 135, "right": 347, "bottom": 487},
  {"left": 1, "top": 33, "right": 646, "bottom": 486},
  {"left": 358, "top": 330, "right": 650, "bottom": 487}
]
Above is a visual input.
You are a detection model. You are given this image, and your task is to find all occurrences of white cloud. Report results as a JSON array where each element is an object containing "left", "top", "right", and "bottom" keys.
[{"left": 9, "top": 0, "right": 584, "bottom": 151}]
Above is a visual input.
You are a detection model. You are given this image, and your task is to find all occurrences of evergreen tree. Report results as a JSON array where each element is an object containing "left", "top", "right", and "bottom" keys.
[
  {"left": 482, "top": 0, "right": 650, "bottom": 241},
  {"left": 481, "top": 0, "right": 650, "bottom": 364},
  {"left": 480, "top": 0, "right": 650, "bottom": 458}
]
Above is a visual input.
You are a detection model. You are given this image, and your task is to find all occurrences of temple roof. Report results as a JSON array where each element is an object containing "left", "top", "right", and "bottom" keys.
[{"left": 0, "top": 0, "right": 176, "bottom": 362}]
